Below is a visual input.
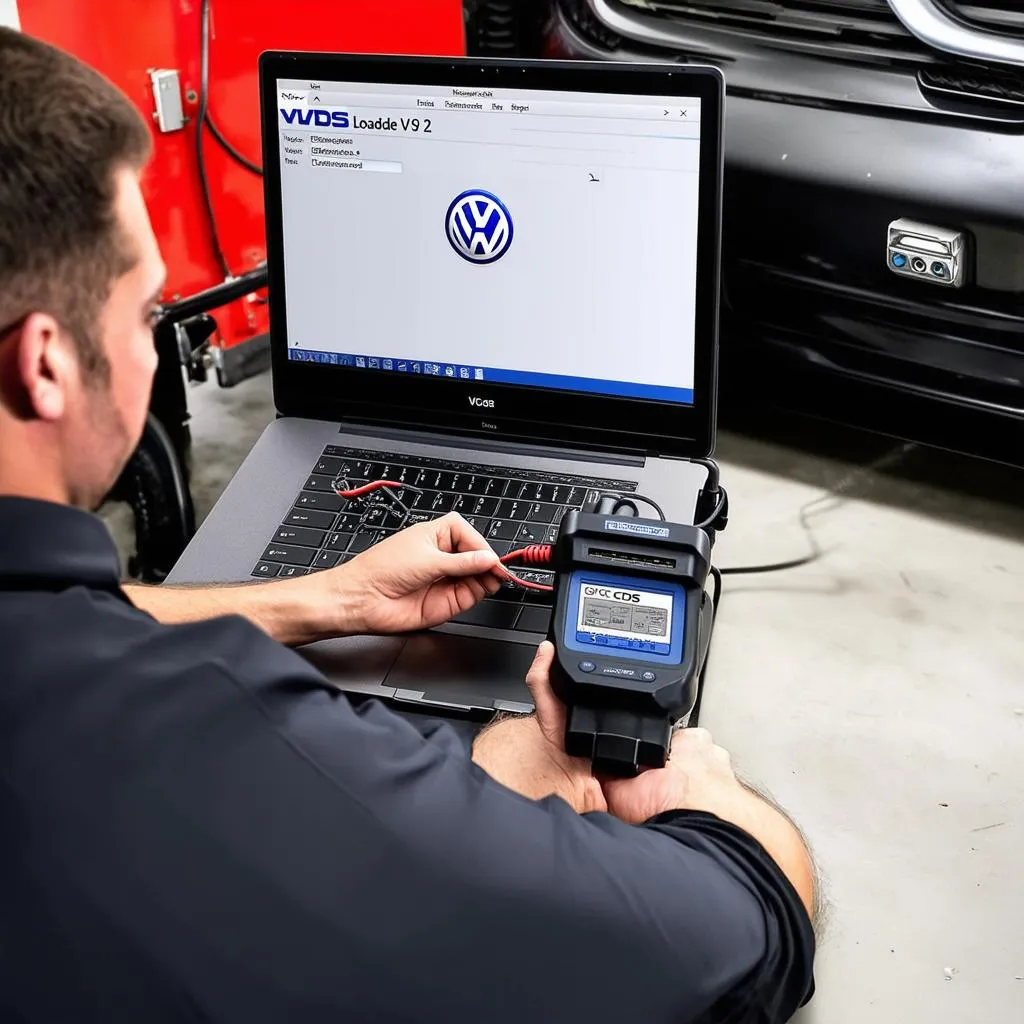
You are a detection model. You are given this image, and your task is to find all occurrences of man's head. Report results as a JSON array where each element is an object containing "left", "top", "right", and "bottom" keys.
[{"left": 0, "top": 27, "right": 164, "bottom": 510}]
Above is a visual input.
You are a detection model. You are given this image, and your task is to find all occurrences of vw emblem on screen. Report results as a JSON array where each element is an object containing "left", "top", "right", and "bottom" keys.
[{"left": 446, "top": 189, "right": 514, "bottom": 264}]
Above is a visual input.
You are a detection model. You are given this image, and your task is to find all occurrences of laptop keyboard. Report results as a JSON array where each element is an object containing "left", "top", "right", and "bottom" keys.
[{"left": 253, "top": 445, "right": 637, "bottom": 635}]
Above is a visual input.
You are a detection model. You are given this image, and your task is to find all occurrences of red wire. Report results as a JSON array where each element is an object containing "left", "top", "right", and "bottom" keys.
[
  {"left": 496, "top": 545, "right": 554, "bottom": 591},
  {"left": 335, "top": 478, "right": 556, "bottom": 592},
  {"left": 336, "top": 480, "right": 403, "bottom": 498},
  {"left": 501, "top": 545, "right": 553, "bottom": 567}
]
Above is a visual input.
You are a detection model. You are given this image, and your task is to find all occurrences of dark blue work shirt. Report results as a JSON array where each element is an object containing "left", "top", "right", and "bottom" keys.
[{"left": 0, "top": 498, "right": 814, "bottom": 1023}]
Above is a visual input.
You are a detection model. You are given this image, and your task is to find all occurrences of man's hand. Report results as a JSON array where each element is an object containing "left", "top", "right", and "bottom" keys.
[
  {"left": 602, "top": 728, "right": 745, "bottom": 825},
  {"left": 125, "top": 513, "right": 501, "bottom": 646},
  {"left": 604, "top": 728, "right": 818, "bottom": 919},
  {"left": 331, "top": 512, "right": 501, "bottom": 635},
  {"left": 472, "top": 642, "right": 606, "bottom": 815}
]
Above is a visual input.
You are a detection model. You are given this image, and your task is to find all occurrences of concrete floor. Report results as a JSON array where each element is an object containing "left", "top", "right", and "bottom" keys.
[{"left": 102, "top": 372, "right": 1024, "bottom": 1022}]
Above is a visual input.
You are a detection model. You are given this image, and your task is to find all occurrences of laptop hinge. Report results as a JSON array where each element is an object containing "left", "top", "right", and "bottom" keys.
[{"left": 334, "top": 421, "right": 646, "bottom": 468}]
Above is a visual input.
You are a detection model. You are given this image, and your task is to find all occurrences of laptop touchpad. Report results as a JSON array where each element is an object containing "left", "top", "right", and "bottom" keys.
[{"left": 385, "top": 633, "right": 535, "bottom": 710}]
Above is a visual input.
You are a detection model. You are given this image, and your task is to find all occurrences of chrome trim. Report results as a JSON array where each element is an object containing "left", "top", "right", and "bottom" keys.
[
  {"left": 588, "top": 0, "right": 722, "bottom": 55},
  {"left": 589, "top": 0, "right": 1024, "bottom": 68},
  {"left": 889, "top": 0, "right": 1024, "bottom": 67}
]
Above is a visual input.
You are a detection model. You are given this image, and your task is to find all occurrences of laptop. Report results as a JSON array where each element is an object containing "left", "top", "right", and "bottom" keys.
[{"left": 165, "top": 52, "right": 724, "bottom": 716}]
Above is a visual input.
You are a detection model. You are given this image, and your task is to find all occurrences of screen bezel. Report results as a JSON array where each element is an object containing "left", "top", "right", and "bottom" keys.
[{"left": 258, "top": 53, "right": 723, "bottom": 458}]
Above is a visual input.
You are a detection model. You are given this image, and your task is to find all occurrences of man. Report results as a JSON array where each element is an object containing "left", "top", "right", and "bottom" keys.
[{"left": 0, "top": 27, "right": 817, "bottom": 1023}]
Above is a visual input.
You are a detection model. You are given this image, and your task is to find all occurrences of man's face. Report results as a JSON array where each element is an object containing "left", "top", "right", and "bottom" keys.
[{"left": 68, "top": 167, "right": 165, "bottom": 508}]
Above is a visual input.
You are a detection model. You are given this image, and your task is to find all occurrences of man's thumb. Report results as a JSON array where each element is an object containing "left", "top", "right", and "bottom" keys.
[
  {"left": 526, "top": 640, "right": 555, "bottom": 686},
  {"left": 525, "top": 641, "right": 564, "bottom": 728}
]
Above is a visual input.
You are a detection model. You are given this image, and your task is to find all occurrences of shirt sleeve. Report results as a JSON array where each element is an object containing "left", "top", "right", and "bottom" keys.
[
  {"left": 15, "top": 607, "right": 815, "bottom": 1024},
  {"left": 208, "top": 617, "right": 817, "bottom": 1023}
]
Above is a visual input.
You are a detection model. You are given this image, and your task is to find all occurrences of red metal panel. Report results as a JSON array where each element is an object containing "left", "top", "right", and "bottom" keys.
[{"left": 18, "top": 0, "right": 465, "bottom": 348}]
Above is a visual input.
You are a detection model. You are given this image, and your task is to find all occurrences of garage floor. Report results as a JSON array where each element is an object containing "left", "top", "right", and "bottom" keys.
[{"left": 101, "top": 372, "right": 1024, "bottom": 1023}]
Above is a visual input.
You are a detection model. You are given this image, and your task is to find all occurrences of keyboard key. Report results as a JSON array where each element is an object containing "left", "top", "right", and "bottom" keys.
[
  {"left": 495, "top": 499, "right": 531, "bottom": 521},
  {"left": 408, "top": 488, "right": 435, "bottom": 509},
  {"left": 564, "top": 486, "right": 589, "bottom": 508},
  {"left": 357, "top": 461, "right": 384, "bottom": 479},
  {"left": 333, "top": 512, "right": 362, "bottom": 535},
  {"left": 469, "top": 496, "right": 499, "bottom": 517},
  {"left": 516, "top": 522, "right": 548, "bottom": 544},
  {"left": 482, "top": 477, "right": 509, "bottom": 498},
  {"left": 315, "top": 455, "right": 343, "bottom": 477},
  {"left": 262, "top": 544, "right": 316, "bottom": 567},
  {"left": 251, "top": 561, "right": 279, "bottom": 578},
  {"left": 315, "top": 550, "right": 341, "bottom": 569},
  {"left": 543, "top": 524, "right": 560, "bottom": 546},
  {"left": 489, "top": 540, "right": 513, "bottom": 558},
  {"left": 285, "top": 508, "right": 336, "bottom": 530},
  {"left": 487, "top": 519, "right": 521, "bottom": 542},
  {"left": 326, "top": 532, "right": 350, "bottom": 551},
  {"left": 274, "top": 525, "right": 326, "bottom": 548},
  {"left": 276, "top": 565, "right": 307, "bottom": 578},
  {"left": 516, "top": 605, "right": 553, "bottom": 634},
  {"left": 303, "top": 473, "right": 337, "bottom": 492},
  {"left": 348, "top": 530, "right": 384, "bottom": 554},
  {"left": 463, "top": 475, "right": 494, "bottom": 494},
  {"left": 525, "top": 502, "right": 558, "bottom": 524},
  {"left": 295, "top": 490, "right": 345, "bottom": 512},
  {"left": 430, "top": 492, "right": 455, "bottom": 513},
  {"left": 453, "top": 601, "right": 521, "bottom": 630},
  {"left": 360, "top": 504, "right": 394, "bottom": 529}
]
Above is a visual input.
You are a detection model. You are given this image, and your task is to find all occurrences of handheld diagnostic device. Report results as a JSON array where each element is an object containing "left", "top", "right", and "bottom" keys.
[{"left": 548, "top": 508, "right": 713, "bottom": 776}]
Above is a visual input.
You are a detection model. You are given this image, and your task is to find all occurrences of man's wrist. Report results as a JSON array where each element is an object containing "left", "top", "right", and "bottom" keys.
[{"left": 124, "top": 569, "right": 364, "bottom": 647}]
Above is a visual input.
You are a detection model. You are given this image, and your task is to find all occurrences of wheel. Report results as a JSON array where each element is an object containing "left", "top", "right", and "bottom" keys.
[{"left": 110, "top": 414, "right": 195, "bottom": 583}]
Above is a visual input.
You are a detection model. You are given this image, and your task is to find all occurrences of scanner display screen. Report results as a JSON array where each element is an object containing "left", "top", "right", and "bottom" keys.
[{"left": 576, "top": 583, "right": 673, "bottom": 655}]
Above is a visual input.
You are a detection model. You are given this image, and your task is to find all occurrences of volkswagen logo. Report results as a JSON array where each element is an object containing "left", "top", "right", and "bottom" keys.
[{"left": 446, "top": 189, "right": 514, "bottom": 264}]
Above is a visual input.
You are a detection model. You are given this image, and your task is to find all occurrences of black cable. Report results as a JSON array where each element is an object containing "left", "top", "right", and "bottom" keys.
[
  {"left": 197, "top": 0, "right": 231, "bottom": 279},
  {"left": 688, "top": 565, "right": 721, "bottom": 728},
  {"left": 205, "top": 110, "right": 263, "bottom": 176},
  {"left": 693, "top": 441, "right": 916, "bottom": 727},
  {"left": 623, "top": 492, "right": 667, "bottom": 521},
  {"left": 694, "top": 489, "right": 727, "bottom": 531}
]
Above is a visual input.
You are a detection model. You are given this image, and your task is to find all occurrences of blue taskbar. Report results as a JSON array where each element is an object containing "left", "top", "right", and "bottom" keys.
[{"left": 288, "top": 348, "right": 694, "bottom": 405}]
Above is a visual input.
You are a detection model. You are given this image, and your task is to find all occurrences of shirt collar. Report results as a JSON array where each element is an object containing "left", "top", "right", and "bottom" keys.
[{"left": 0, "top": 497, "right": 122, "bottom": 592}]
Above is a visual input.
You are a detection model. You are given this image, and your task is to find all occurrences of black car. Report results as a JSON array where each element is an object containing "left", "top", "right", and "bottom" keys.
[{"left": 467, "top": 1, "right": 1024, "bottom": 465}]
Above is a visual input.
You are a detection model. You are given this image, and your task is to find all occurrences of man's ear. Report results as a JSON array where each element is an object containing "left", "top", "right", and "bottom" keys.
[{"left": 15, "top": 312, "right": 76, "bottom": 422}]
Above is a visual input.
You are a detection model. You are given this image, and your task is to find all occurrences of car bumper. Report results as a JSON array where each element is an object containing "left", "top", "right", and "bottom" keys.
[{"left": 546, "top": 4, "right": 1024, "bottom": 462}]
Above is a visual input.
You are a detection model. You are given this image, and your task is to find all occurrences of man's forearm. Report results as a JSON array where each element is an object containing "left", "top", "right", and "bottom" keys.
[{"left": 123, "top": 578, "right": 353, "bottom": 647}]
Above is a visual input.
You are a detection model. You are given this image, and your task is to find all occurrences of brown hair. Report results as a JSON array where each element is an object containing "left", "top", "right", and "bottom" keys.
[{"left": 0, "top": 27, "right": 152, "bottom": 380}]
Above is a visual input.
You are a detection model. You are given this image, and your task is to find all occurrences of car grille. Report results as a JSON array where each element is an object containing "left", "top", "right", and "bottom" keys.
[{"left": 613, "top": 0, "right": 929, "bottom": 60}]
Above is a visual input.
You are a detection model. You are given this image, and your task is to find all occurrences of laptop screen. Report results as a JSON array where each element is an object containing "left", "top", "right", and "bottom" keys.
[{"left": 273, "top": 77, "right": 702, "bottom": 407}]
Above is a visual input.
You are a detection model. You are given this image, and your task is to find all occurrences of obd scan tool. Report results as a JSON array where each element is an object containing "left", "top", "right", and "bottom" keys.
[{"left": 546, "top": 484, "right": 725, "bottom": 777}]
